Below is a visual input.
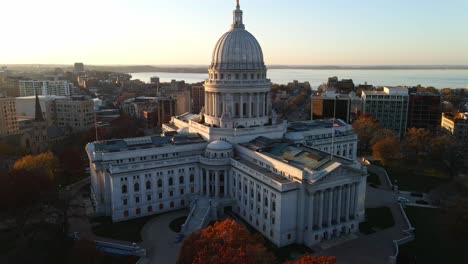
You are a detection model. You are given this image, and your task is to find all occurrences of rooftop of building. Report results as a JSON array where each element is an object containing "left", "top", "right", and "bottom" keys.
[
  {"left": 240, "top": 137, "right": 338, "bottom": 171},
  {"left": 92, "top": 133, "right": 206, "bottom": 153},
  {"left": 287, "top": 119, "right": 349, "bottom": 132},
  {"left": 443, "top": 112, "right": 468, "bottom": 122},
  {"left": 363, "top": 86, "right": 409, "bottom": 96}
]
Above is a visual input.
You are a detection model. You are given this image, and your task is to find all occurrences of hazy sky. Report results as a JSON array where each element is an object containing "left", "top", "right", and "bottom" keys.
[{"left": 1, "top": 0, "right": 467, "bottom": 65}]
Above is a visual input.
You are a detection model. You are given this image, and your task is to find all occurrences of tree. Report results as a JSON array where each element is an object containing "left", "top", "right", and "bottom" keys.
[
  {"left": 370, "top": 129, "right": 396, "bottom": 146},
  {"left": 352, "top": 114, "right": 382, "bottom": 151},
  {"left": 372, "top": 137, "right": 400, "bottom": 165},
  {"left": 403, "top": 127, "right": 431, "bottom": 158},
  {"left": 67, "top": 240, "right": 100, "bottom": 264},
  {"left": 285, "top": 255, "right": 337, "bottom": 264},
  {"left": 179, "top": 219, "right": 276, "bottom": 264},
  {"left": 13, "top": 152, "right": 61, "bottom": 183}
]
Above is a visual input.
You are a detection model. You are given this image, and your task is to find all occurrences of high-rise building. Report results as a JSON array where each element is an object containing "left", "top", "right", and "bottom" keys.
[
  {"left": 191, "top": 83, "right": 205, "bottom": 114},
  {"left": 407, "top": 91, "right": 441, "bottom": 132},
  {"left": 74, "top": 63, "right": 85, "bottom": 73},
  {"left": 0, "top": 96, "right": 19, "bottom": 136},
  {"left": 16, "top": 95, "right": 94, "bottom": 132},
  {"left": 87, "top": 2, "right": 366, "bottom": 249},
  {"left": 19, "top": 80, "right": 72, "bottom": 97},
  {"left": 311, "top": 91, "right": 352, "bottom": 123},
  {"left": 362, "top": 87, "right": 409, "bottom": 138}
]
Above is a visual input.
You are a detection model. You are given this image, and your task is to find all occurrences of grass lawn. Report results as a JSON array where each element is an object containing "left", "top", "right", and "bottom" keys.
[
  {"left": 384, "top": 160, "right": 450, "bottom": 192},
  {"left": 367, "top": 172, "right": 382, "bottom": 186},
  {"left": 398, "top": 207, "right": 468, "bottom": 264},
  {"left": 91, "top": 215, "right": 157, "bottom": 242},
  {"left": 359, "top": 207, "right": 394, "bottom": 235}
]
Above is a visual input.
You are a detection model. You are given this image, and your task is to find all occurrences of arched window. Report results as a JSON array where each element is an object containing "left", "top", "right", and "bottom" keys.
[
  {"left": 190, "top": 174, "right": 194, "bottom": 183},
  {"left": 264, "top": 197, "right": 268, "bottom": 207},
  {"left": 146, "top": 181, "right": 151, "bottom": 190},
  {"left": 179, "top": 176, "right": 184, "bottom": 184},
  {"left": 122, "top": 185, "right": 127, "bottom": 194},
  {"left": 235, "top": 102, "right": 239, "bottom": 117},
  {"left": 157, "top": 179, "right": 162, "bottom": 188},
  {"left": 169, "top": 177, "right": 173, "bottom": 186},
  {"left": 134, "top": 183, "right": 139, "bottom": 192},
  {"left": 272, "top": 201, "right": 276, "bottom": 212}
]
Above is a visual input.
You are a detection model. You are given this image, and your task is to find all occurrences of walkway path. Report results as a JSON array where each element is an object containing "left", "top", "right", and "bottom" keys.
[{"left": 141, "top": 210, "right": 188, "bottom": 264}]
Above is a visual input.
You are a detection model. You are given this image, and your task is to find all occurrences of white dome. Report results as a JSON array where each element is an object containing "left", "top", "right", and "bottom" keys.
[
  {"left": 211, "top": 30, "right": 265, "bottom": 70},
  {"left": 206, "top": 140, "right": 233, "bottom": 151},
  {"left": 210, "top": 1, "right": 265, "bottom": 71}
]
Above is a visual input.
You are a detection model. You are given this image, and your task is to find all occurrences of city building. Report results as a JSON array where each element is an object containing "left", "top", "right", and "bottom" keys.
[
  {"left": 74, "top": 62, "right": 85, "bottom": 73},
  {"left": 312, "top": 93, "right": 349, "bottom": 122},
  {"left": 20, "top": 94, "right": 71, "bottom": 154},
  {"left": 16, "top": 95, "right": 94, "bottom": 132},
  {"left": 19, "top": 80, "right": 72, "bottom": 97},
  {"left": 121, "top": 96, "right": 177, "bottom": 127},
  {"left": 311, "top": 91, "right": 362, "bottom": 123},
  {"left": 87, "top": 2, "right": 366, "bottom": 249},
  {"left": 327, "top": 77, "right": 355, "bottom": 94},
  {"left": 362, "top": 87, "right": 409, "bottom": 138},
  {"left": 191, "top": 82, "right": 205, "bottom": 114},
  {"left": 407, "top": 91, "right": 441, "bottom": 132},
  {"left": 441, "top": 112, "right": 468, "bottom": 141},
  {"left": 0, "top": 96, "right": 19, "bottom": 136}
]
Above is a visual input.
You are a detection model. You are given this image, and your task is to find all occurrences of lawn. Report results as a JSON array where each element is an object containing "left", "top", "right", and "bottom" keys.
[
  {"left": 384, "top": 160, "right": 451, "bottom": 192},
  {"left": 398, "top": 207, "right": 468, "bottom": 264},
  {"left": 359, "top": 207, "right": 394, "bottom": 235}
]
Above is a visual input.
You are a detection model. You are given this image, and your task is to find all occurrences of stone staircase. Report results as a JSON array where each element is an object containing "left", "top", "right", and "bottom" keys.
[{"left": 181, "top": 198, "right": 212, "bottom": 235}]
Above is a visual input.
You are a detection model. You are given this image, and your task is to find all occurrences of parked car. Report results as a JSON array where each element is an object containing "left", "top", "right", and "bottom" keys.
[
  {"left": 415, "top": 200, "right": 429, "bottom": 205},
  {"left": 410, "top": 192, "right": 424, "bottom": 198},
  {"left": 174, "top": 234, "right": 184, "bottom": 244},
  {"left": 397, "top": 197, "right": 410, "bottom": 203}
]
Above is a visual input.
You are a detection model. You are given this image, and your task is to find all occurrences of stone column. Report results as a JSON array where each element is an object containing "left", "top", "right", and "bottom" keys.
[
  {"left": 215, "top": 171, "right": 219, "bottom": 197},
  {"left": 345, "top": 184, "right": 350, "bottom": 221},
  {"left": 206, "top": 171, "right": 211, "bottom": 196},
  {"left": 353, "top": 183, "right": 358, "bottom": 218},
  {"left": 337, "top": 186, "right": 342, "bottom": 222},
  {"left": 256, "top": 93, "right": 260, "bottom": 117},
  {"left": 308, "top": 192, "right": 315, "bottom": 232},
  {"left": 318, "top": 191, "right": 324, "bottom": 228},
  {"left": 249, "top": 93, "right": 252, "bottom": 118},
  {"left": 328, "top": 189, "right": 333, "bottom": 227},
  {"left": 263, "top": 92, "right": 267, "bottom": 116},
  {"left": 240, "top": 94, "right": 244, "bottom": 118}
]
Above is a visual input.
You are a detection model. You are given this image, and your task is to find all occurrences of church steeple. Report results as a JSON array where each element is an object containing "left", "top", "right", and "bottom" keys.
[
  {"left": 232, "top": 0, "right": 244, "bottom": 29},
  {"left": 34, "top": 89, "right": 44, "bottom": 122}
]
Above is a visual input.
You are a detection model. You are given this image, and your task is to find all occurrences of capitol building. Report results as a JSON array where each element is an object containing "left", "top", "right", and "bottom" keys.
[{"left": 86, "top": 1, "right": 367, "bottom": 248}]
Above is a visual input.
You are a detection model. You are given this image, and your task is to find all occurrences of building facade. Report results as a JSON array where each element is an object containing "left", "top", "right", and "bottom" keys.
[
  {"left": 19, "top": 80, "right": 72, "bottom": 97},
  {"left": 407, "top": 92, "right": 441, "bottom": 132},
  {"left": 87, "top": 2, "right": 366, "bottom": 249},
  {"left": 362, "top": 87, "right": 409, "bottom": 138},
  {"left": 0, "top": 97, "right": 19, "bottom": 136},
  {"left": 441, "top": 112, "right": 468, "bottom": 141},
  {"left": 16, "top": 95, "right": 94, "bottom": 132}
]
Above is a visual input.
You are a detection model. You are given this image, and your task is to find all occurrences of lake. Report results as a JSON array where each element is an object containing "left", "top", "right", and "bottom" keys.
[{"left": 130, "top": 69, "right": 468, "bottom": 89}]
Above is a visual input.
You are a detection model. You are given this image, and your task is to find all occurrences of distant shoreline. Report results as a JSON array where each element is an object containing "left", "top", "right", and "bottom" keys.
[{"left": 3, "top": 64, "right": 468, "bottom": 74}]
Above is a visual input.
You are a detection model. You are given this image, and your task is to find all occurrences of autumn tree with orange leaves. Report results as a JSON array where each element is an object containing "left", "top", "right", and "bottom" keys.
[
  {"left": 285, "top": 255, "right": 337, "bottom": 264},
  {"left": 178, "top": 219, "right": 277, "bottom": 264}
]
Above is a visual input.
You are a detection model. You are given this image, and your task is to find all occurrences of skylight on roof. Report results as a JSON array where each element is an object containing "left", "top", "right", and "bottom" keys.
[{"left": 124, "top": 137, "right": 153, "bottom": 146}]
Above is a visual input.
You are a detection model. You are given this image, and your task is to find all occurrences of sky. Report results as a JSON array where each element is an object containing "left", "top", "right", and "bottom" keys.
[{"left": 1, "top": 0, "right": 467, "bottom": 65}]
